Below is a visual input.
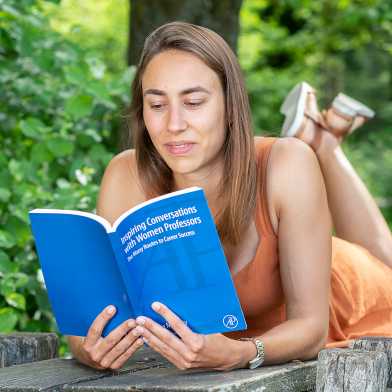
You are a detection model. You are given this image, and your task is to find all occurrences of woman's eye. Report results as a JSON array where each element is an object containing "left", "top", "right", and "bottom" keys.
[
  {"left": 150, "top": 103, "right": 165, "bottom": 110},
  {"left": 185, "top": 101, "right": 203, "bottom": 108}
]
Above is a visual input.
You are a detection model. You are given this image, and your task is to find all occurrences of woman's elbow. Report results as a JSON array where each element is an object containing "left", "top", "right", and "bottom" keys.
[{"left": 300, "top": 322, "right": 328, "bottom": 360}]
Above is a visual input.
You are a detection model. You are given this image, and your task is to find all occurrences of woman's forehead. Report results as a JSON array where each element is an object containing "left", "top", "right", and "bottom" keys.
[{"left": 142, "top": 49, "right": 221, "bottom": 94}]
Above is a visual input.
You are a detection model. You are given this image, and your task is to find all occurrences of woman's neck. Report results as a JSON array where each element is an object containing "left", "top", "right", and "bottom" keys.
[{"left": 173, "top": 160, "right": 224, "bottom": 212}]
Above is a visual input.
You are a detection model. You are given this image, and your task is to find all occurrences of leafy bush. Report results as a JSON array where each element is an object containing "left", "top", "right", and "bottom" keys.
[{"left": 0, "top": 0, "right": 133, "bottom": 345}]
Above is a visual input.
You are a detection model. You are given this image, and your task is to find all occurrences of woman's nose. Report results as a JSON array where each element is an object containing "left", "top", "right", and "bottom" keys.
[{"left": 167, "top": 105, "right": 187, "bottom": 133}]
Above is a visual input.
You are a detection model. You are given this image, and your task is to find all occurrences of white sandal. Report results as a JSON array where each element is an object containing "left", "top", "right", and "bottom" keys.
[
  {"left": 332, "top": 93, "right": 375, "bottom": 119},
  {"left": 324, "top": 93, "right": 375, "bottom": 137},
  {"left": 280, "top": 81, "right": 316, "bottom": 137}
]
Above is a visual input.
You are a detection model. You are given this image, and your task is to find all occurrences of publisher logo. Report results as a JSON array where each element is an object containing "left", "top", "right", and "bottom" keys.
[{"left": 223, "top": 314, "right": 238, "bottom": 329}]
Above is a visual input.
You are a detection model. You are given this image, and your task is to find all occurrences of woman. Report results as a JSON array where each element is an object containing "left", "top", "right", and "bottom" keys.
[{"left": 67, "top": 22, "right": 392, "bottom": 371}]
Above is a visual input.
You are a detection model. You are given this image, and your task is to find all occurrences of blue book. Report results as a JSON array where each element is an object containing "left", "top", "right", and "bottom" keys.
[{"left": 29, "top": 187, "right": 246, "bottom": 337}]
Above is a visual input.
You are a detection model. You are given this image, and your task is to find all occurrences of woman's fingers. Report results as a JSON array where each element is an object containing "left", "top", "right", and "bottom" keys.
[
  {"left": 107, "top": 338, "right": 144, "bottom": 370},
  {"left": 82, "top": 305, "right": 138, "bottom": 366},
  {"left": 84, "top": 305, "right": 117, "bottom": 348},
  {"left": 98, "top": 324, "right": 141, "bottom": 367},
  {"left": 150, "top": 302, "right": 194, "bottom": 344},
  {"left": 135, "top": 313, "right": 187, "bottom": 354},
  {"left": 135, "top": 326, "right": 189, "bottom": 369},
  {"left": 96, "top": 319, "right": 136, "bottom": 357}
]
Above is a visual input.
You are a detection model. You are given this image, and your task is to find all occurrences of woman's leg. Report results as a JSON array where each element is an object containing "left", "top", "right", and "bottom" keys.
[{"left": 299, "top": 121, "right": 392, "bottom": 268}]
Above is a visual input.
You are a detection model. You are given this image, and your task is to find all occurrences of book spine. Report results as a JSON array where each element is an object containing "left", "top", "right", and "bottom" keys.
[{"left": 109, "top": 232, "right": 140, "bottom": 317}]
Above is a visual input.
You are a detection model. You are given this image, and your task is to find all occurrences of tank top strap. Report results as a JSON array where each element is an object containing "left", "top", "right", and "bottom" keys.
[{"left": 255, "top": 136, "right": 278, "bottom": 237}]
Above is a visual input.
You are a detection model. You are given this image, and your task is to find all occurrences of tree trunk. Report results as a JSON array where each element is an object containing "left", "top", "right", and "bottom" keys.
[{"left": 128, "top": 0, "right": 243, "bottom": 65}]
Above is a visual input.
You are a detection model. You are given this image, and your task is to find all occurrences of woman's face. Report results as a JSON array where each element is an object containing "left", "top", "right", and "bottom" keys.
[{"left": 142, "top": 49, "right": 226, "bottom": 180}]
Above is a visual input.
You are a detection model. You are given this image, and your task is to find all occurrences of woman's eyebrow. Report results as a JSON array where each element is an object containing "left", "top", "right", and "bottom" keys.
[{"left": 143, "top": 86, "right": 211, "bottom": 97}]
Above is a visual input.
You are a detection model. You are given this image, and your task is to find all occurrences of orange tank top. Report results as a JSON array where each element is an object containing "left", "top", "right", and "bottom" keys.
[
  {"left": 225, "top": 136, "right": 284, "bottom": 340},
  {"left": 225, "top": 136, "right": 392, "bottom": 346}
]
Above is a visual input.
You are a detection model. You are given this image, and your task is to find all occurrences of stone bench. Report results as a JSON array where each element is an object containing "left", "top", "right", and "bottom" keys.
[{"left": 0, "top": 333, "right": 391, "bottom": 391}]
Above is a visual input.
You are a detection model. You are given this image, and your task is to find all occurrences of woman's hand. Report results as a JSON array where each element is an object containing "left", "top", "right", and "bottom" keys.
[
  {"left": 68, "top": 305, "right": 144, "bottom": 370},
  {"left": 132, "top": 302, "right": 256, "bottom": 371}
]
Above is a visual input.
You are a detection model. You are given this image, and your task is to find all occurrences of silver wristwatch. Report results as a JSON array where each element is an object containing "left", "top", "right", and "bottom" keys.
[{"left": 240, "top": 337, "right": 265, "bottom": 369}]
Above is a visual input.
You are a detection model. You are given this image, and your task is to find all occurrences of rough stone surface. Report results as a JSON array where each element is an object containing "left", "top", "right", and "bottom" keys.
[
  {"left": 65, "top": 359, "right": 317, "bottom": 392},
  {"left": 350, "top": 336, "right": 392, "bottom": 388},
  {"left": 0, "top": 347, "right": 317, "bottom": 392},
  {"left": 316, "top": 348, "right": 388, "bottom": 392},
  {"left": 0, "top": 349, "right": 166, "bottom": 391},
  {"left": 0, "top": 333, "right": 58, "bottom": 368}
]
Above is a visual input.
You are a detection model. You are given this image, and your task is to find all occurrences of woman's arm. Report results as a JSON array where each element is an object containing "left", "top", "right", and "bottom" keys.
[
  {"left": 67, "top": 149, "right": 147, "bottom": 369},
  {"left": 251, "top": 137, "right": 332, "bottom": 364}
]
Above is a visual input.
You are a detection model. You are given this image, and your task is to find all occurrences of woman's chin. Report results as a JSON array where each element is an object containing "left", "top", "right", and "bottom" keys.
[{"left": 166, "top": 160, "right": 200, "bottom": 177}]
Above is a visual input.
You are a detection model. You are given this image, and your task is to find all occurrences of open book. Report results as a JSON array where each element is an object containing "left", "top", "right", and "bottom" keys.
[{"left": 29, "top": 187, "right": 246, "bottom": 337}]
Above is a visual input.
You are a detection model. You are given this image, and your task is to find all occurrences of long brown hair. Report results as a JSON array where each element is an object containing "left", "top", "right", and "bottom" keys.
[{"left": 127, "top": 21, "right": 257, "bottom": 246}]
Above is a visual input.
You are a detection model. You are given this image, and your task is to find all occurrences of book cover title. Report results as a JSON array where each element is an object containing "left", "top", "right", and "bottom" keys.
[{"left": 120, "top": 206, "right": 203, "bottom": 261}]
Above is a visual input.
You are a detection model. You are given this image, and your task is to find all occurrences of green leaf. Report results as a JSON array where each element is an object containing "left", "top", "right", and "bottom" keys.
[
  {"left": 0, "top": 308, "right": 18, "bottom": 333},
  {"left": 8, "top": 160, "right": 23, "bottom": 182},
  {"left": 47, "top": 138, "right": 74, "bottom": 157},
  {"left": 0, "top": 273, "right": 29, "bottom": 296},
  {"left": 13, "top": 273, "right": 30, "bottom": 288},
  {"left": 86, "top": 81, "right": 111, "bottom": 103},
  {"left": 19, "top": 118, "right": 50, "bottom": 140},
  {"left": 4, "top": 216, "right": 31, "bottom": 247},
  {"left": 30, "top": 143, "right": 53, "bottom": 164},
  {"left": 24, "top": 319, "right": 50, "bottom": 332},
  {"left": 1, "top": 276, "right": 15, "bottom": 296},
  {"left": 6, "top": 292, "right": 26, "bottom": 310},
  {"left": 0, "top": 250, "right": 17, "bottom": 274},
  {"left": 35, "top": 288, "right": 51, "bottom": 312},
  {"left": 65, "top": 64, "right": 89, "bottom": 86},
  {"left": 64, "top": 94, "right": 93, "bottom": 119},
  {"left": 0, "top": 230, "right": 16, "bottom": 249},
  {"left": 0, "top": 188, "right": 11, "bottom": 202}
]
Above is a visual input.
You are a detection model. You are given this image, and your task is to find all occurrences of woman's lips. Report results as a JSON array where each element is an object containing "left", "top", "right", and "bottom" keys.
[{"left": 164, "top": 142, "right": 195, "bottom": 155}]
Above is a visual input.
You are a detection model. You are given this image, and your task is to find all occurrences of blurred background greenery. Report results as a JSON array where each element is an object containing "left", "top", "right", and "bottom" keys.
[{"left": 0, "top": 0, "right": 391, "bottom": 355}]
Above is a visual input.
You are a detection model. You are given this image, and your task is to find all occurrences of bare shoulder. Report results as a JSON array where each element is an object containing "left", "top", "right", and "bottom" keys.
[
  {"left": 268, "top": 137, "right": 319, "bottom": 176},
  {"left": 97, "top": 149, "right": 146, "bottom": 224},
  {"left": 266, "top": 137, "right": 325, "bottom": 225}
]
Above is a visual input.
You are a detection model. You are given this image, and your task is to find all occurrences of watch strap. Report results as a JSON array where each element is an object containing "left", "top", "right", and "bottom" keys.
[{"left": 239, "top": 337, "right": 265, "bottom": 369}]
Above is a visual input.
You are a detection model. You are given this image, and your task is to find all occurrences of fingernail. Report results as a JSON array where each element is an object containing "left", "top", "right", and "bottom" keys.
[
  {"left": 151, "top": 302, "right": 161, "bottom": 311},
  {"left": 127, "top": 320, "right": 135, "bottom": 328},
  {"left": 132, "top": 329, "right": 140, "bottom": 337},
  {"left": 136, "top": 316, "right": 146, "bottom": 325},
  {"left": 107, "top": 305, "right": 116, "bottom": 314},
  {"left": 142, "top": 337, "right": 148, "bottom": 344}
]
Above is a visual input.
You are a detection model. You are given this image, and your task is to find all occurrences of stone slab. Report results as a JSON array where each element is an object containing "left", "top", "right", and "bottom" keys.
[
  {"left": 350, "top": 336, "right": 392, "bottom": 388},
  {"left": 0, "top": 333, "right": 58, "bottom": 368},
  {"left": 0, "top": 348, "right": 166, "bottom": 392},
  {"left": 65, "top": 359, "right": 317, "bottom": 392},
  {"left": 316, "top": 348, "right": 388, "bottom": 392},
  {"left": 0, "top": 347, "right": 317, "bottom": 392}
]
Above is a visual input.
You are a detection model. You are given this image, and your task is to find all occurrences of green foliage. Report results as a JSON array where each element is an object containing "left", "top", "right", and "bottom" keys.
[
  {"left": 239, "top": 0, "right": 392, "bottom": 219},
  {"left": 0, "top": 0, "right": 133, "bottom": 340},
  {"left": 239, "top": 0, "right": 392, "bottom": 133},
  {"left": 41, "top": 0, "right": 129, "bottom": 75}
]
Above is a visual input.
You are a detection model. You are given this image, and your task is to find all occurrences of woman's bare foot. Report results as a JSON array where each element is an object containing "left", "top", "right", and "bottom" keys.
[
  {"left": 322, "top": 108, "right": 367, "bottom": 138},
  {"left": 295, "top": 93, "right": 342, "bottom": 156}
]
